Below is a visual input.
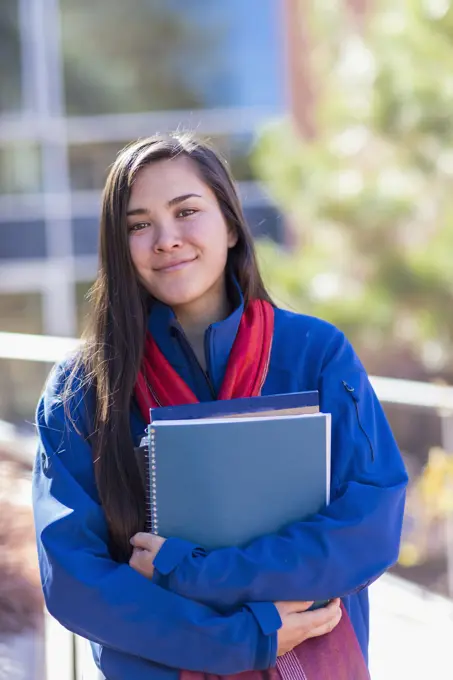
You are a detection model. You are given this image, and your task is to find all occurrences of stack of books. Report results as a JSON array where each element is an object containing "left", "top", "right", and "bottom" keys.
[{"left": 141, "top": 391, "right": 331, "bottom": 552}]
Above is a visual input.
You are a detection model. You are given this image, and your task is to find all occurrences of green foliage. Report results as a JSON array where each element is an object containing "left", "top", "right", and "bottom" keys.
[{"left": 252, "top": 0, "right": 453, "bottom": 370}]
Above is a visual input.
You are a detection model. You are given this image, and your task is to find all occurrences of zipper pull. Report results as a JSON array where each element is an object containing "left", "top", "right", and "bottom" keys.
[
  {"left": 342, "top": 380, "right": 358, "bottom": 401},
  {"left": 342, "top": 380, "right": 374, "bottom": 461}
]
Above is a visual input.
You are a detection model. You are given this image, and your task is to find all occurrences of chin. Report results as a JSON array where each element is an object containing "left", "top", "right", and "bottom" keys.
[
  {"left": 159, "top": 294, "right": 200, "bottom": 308},
  {"left": 151, "top": 284, "right": 206, "bottom": 309}
]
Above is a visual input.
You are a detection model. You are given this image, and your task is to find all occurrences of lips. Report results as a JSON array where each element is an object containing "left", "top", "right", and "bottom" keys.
[{"left": 154, "top": 257, "right": 197, "bottom": 272}]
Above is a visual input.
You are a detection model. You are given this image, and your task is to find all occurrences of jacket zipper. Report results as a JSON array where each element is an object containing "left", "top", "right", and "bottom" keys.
[
  {"left": 141, "top": 328, "right": 216, "bottom": 462},
  {"left": 175, "top": 324, "right": 216, "bottom": 399},
  {"left": 147, "top": 380, "right": 162, "bottom": 408},
  {"left": 342, "top": 381, "right": 375, "bottom": 462}
]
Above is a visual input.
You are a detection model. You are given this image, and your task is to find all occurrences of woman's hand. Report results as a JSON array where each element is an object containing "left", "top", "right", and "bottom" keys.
[
  {"left": 275, "top": 599, "right": 342, "bottom": 656},
  {"left": 129, "top": 533, "right": 166, "bottom": 579}
]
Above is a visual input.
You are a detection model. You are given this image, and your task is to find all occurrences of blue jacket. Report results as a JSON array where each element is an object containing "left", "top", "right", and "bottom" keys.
[{"left": 33, "top": 296, "right": 408, "bottom": 680}]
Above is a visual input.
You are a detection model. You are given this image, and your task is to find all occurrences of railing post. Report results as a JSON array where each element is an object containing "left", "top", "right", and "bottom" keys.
[
  {"left": 440, "top": 412, "right": 453, "bottom": 600},
  {"left": 44, "top": 610, "right": 75, "bottom": 680}
]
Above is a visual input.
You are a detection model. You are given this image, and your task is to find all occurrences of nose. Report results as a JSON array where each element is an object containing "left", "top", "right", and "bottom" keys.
[{"left": 152, "top": 221, "right": 183, "bottom": 253}]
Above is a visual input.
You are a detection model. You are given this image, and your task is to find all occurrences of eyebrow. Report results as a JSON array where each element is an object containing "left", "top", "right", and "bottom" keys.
[{"left": 126, "top": 193, "right": 202, "bottom": 216}]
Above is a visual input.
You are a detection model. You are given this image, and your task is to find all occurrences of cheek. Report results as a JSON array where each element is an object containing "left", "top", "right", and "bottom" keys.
[
  {"left": 190, "top": 215, "right": 230, "bottom": 258},
  {"left": 129, "top": 233, "right": 151, "bottom": 270}
]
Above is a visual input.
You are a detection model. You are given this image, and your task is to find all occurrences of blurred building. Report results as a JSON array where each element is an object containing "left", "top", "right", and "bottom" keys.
[{"left": 0, "top": 0, "right": 288, "bottom": 423}]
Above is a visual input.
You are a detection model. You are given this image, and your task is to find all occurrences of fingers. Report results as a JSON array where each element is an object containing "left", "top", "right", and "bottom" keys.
[
  {"left": 286, "top": 599, "right": 341, "bottom": 635},
  {"left": 129, "top": 547, "right": 145, "bottom": 567},
  {"left": 129, "top": 547, "right": 155, "bottom": 579},
  {"left": 130, "top": 533, "right": 167, "bottom": 552},
  {"left": 299, "top": 598, "right": 340, "bottom": 626},
  {"left": 308, "top": 609, "right": 342, "bottom": 638},
  {"left": 276, "top": 598, "right": 342, "bottom": 655},
  {"left": 275, "top": 600, "right": 315, "bottom": 614},
  {"left": 130, "top": 532, "right": 153, "bottom": 549},
  {"left": 304, "top": 600, "right": 342, "bottom": 639}
]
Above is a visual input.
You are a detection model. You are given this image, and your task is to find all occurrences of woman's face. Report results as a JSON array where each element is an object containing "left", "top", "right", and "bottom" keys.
[{"left": 127, "top": 156, "right": 237, "bottom": 314}]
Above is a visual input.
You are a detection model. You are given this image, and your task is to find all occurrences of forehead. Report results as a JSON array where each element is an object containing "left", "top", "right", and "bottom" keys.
[{"left": 128, "top": 156, "right": 210, "bottom": 208}]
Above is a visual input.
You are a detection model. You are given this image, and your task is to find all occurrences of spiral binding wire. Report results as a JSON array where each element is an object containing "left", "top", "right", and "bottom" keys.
[
  {"left": 149, "top": 427, "right": 159, "bottom": 535},
  {"left": 144, "top": 426, "right": 159, "bottom": 535}
]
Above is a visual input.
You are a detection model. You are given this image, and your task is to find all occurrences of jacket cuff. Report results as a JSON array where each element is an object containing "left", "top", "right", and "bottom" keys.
[
  {"left": 246, "top": 601, "right": 282, "bottom": 636},
  {"left": 153, "top": 537, "right": 202, "bottom": 576},
  {"left": 246, "top": 602, "right": 281, "bottom": 668}
]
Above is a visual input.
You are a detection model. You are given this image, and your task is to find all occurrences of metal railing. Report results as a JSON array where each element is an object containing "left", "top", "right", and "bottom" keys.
[{"left": 3, "top": 330, "right": 453, "bottom": 409}]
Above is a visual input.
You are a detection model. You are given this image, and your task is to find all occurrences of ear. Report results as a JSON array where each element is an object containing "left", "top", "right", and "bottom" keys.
[{"left": 227, "top": 228, "right": 239, "bottom": 248}]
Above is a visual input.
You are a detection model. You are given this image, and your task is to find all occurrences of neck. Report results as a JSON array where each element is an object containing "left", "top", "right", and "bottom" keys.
[{"left": 173, "top": 281, "right": 231, "bottom": 340}]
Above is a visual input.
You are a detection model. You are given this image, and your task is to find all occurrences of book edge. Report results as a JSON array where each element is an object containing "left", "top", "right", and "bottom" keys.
[
  {"left": 326, "top": 413, "right": 332, "bottom": 507},
  {"left": 152, "top": 411, "right": 328, "bottom": 427}
]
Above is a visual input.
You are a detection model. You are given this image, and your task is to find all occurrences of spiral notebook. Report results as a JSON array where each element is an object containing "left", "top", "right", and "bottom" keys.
[{"left": 141, "top": 392, "right": 331, "bottom": 551}]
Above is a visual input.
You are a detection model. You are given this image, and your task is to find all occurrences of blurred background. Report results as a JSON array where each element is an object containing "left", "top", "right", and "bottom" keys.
[{"left": 1, "top": 0, "right": 453, "bottom": 678}]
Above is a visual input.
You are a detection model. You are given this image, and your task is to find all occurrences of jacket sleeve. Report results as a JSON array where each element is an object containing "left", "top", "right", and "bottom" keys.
[
  {"left": 152, "top": 331, "right": 409, "bottom": 610},
  {"left": 32, "top": 365, "right": 278, "bottom": 675}
]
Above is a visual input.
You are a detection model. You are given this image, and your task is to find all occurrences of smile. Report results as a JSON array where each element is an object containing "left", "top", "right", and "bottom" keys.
[{"left": 155, "top": 257, "right": 197, "bottom": 273}]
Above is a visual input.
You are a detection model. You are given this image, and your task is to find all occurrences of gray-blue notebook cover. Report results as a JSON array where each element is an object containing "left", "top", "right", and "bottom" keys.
[{"left": 146, "top": 412, "right": 331, "bottom": 550}]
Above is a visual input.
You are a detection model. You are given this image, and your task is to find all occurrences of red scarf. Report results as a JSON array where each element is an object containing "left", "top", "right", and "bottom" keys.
[{"left": 135, "top": 299, "right": 370, "bottom": 680}]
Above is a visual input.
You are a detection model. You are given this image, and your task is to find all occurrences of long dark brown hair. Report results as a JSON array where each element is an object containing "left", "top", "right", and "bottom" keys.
[{"left": 70, "top": 133, "right": 273, "bottom": 561}]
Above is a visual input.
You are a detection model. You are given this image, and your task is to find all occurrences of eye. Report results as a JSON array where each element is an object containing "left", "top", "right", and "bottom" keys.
[
  {"left": 129, "top": 222, "right": 150, "bottom": 232},
  {"left": 177, "top": 208, "right": 198, "bottom": 218}
]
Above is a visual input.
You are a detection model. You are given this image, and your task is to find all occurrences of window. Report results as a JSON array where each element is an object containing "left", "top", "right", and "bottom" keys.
[
  {"left": 73, "top": 218, "right": 99, "bottom": 257},
  {"left": 0, "top": 0, "right": 22, "bottom": 113},
  {"left": 244, "top": 205, "right": 285, "bottom": 242},
  {"left": 204, "top": 133, "right": 256, "bottom": 182},
  {"left": 0, "top": 292, "right": 43, "bottom": 334},
  {"left": 0, "top": 144, "right": 41, "bottom": 194},
  {"left": 0, "top": 221, "right": 46, "bottom": 260},
  {"left": 61, "top": 0, "right": 283, "bottom": 115},
  {"left": 69, "top": 141, "right": 129, "bottom": 191}
]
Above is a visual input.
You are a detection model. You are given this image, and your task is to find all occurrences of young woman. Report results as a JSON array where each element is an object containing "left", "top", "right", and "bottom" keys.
[{"left": 33, "top": 134, "right": 408, "bottom": 680}]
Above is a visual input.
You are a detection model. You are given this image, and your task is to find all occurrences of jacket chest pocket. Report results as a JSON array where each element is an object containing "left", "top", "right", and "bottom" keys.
[{"left": 342, "top": 380, "right": 375, "bottom": 462}]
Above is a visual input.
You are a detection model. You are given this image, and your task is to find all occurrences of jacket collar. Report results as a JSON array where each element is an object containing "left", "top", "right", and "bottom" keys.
[{"left": 147, "top": 278, "right": 244, "bottom": 396}]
